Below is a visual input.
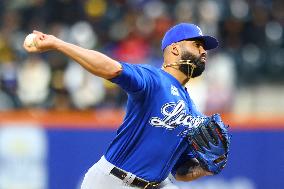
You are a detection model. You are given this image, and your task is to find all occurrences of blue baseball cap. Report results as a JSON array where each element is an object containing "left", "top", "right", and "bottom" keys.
[{"left": 161, "top": 23, "right": 218, "bottom": 51}]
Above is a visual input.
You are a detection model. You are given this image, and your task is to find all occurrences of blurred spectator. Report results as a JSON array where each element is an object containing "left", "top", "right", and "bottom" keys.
[
  {"left": 69, "top": 21, "right": 97, "bottom": 49},
  {"left": 113, "top": 34, "right": 150, "bottom": 64},
  {"left": 0, "top": 62, "right": 19, "bottom": 108},
  {"left": 205, "top": 52, "right": 236, "bottom": 114},
  {"left": 64, "top": 61, "right": 105, "bottom": 110},
  {"left": 0, "top": 90, "right": 14, "bottom": 110},
  {"left": 17, "top": 56, "right": 51, "bottom": 107}
]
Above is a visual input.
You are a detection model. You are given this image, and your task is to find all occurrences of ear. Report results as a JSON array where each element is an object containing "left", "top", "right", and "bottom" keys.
[{"left": 170, "top": 43, "right": 180, "bottom": 56}]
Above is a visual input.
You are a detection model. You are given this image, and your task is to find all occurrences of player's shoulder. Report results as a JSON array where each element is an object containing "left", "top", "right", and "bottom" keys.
[
  {"left": 123, "top": 62, "right": 158, "bottom": 69},
  {"left": 137, "top": 63, "right": 160, "bottom": 73},
  {"left": 121, "top": 62, "right": 161, "bottom": 77}
]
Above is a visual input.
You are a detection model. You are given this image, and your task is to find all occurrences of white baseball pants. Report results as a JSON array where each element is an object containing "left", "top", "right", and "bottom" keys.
[{"left": 80, "top": 156, "right": 179, "bottom": 189}]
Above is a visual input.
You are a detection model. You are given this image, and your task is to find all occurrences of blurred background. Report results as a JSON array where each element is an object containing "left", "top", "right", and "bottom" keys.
[{"left": 0, "top": 0, "right": 283, "bottom": 189}]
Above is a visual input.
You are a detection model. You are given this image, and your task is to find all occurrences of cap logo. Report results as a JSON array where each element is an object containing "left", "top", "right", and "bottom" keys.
[{"left": 197, "top": 26, "right": 203, "bottom": 35}]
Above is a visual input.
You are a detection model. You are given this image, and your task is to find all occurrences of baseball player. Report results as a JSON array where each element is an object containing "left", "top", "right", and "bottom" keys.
[{"left": 23, "top": 23, "right": 230, "bottom": 189}]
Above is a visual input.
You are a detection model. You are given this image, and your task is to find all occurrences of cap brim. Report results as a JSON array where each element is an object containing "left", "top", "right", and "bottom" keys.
[{"left": 198, "top": 36, "right": 219, "bottom": 50}]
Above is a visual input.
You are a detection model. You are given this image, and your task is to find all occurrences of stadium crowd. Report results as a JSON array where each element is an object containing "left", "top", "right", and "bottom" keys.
[{"left": 0, "top": 0, "right": 283, "bottom": 112}]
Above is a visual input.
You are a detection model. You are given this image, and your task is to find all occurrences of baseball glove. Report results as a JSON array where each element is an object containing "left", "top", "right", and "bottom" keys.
[{"left": 189, "top": 114, "right": 231, "bottom": 175}]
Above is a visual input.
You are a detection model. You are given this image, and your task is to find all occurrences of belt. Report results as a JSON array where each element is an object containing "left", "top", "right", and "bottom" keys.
[{"left": 110, "top": 167, "right": 160, "bottom": 189}]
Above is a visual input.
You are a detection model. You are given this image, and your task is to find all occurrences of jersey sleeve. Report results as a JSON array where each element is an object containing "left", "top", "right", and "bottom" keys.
[{"left": 109, "top": 62, "right": 158, "bottom": 94}]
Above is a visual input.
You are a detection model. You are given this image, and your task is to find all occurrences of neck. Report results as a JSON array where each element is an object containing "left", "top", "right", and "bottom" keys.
[{"left": 162, "top": 63, "right": 189, "bottom": 86}]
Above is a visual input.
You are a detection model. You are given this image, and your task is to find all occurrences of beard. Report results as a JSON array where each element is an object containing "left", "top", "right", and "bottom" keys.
[{"left": 179, "top": 51, "right": 205, "bottom": 78}]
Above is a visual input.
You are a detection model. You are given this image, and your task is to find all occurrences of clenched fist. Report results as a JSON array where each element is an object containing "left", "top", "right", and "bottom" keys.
[{"left": 23, "top": 30, "right": 61, "bottom": 53}]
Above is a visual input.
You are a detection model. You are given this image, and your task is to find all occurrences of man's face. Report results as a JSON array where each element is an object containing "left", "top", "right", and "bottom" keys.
[{"left": 179, "top": 39, "right": 207, "bottom": 78}]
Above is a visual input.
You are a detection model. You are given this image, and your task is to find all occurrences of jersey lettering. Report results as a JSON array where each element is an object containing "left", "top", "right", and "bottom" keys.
[{"left": 149, "top": 100, "right": 206, "bottom": 131}]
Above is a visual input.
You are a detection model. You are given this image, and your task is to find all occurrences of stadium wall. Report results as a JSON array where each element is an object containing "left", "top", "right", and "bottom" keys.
[{"left": 0, "top": 110, "right": 283, "bottom": 189}]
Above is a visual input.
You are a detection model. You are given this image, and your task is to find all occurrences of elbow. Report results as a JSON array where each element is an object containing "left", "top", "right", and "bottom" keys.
[
  {"left": 175, "top": 175, "right": 197, "bottom": 182},
  {"left": 174, "top": 169, "right": 212, "bottom": 182},
  {"left": 105, "top": 71, "right": 120, "bottom": 79},
  {"left": 105, "top": 60, "right": 122, "bottom": 79},
  {"left": 175, "top": 174, "right": 192, "bottom": 182},
  {"left": 90, "top": 61, "right": 122, "bottom": 79},
  {"left": 102, "top": 66, "right": 122, "bottom": 79}
]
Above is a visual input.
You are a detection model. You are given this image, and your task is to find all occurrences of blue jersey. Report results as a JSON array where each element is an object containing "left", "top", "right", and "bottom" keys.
[{"left": 105, "top": 62, "right": 207, "bottom": 182}]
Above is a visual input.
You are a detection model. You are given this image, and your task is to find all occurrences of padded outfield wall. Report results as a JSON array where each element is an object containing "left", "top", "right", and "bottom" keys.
[{"left": 0, "top": 110, "right": 283, "bottom": 189}]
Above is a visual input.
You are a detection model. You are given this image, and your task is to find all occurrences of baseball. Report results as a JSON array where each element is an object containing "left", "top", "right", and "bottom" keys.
[{"left": 24, "top": 33, "right": 36, "bottom": 47}]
